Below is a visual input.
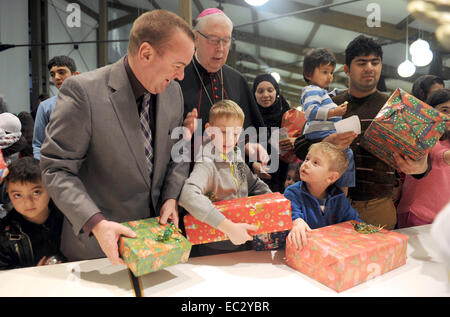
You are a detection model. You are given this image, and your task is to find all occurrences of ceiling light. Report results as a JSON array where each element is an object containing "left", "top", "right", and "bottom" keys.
[
  {"left": 409, "top": 38, "right": 430, "bottom": 56},
  {"left": 270, "top": 72, "right": 280, "bottom": 83},
  {"left": 411, "top": 48, "right": 433, "bottom": 67},
  {"left": 245, "top": 0, "right": 270, "bottom": 6},
  {"left": 397, "top": 17, "right": 416, "bottom": 78},
  {"left": 397, "top": 60, "right": 416, "bottom": 78}
]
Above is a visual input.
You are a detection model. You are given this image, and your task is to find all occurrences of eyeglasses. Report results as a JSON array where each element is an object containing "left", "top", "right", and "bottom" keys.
[{"left": 197, "top": 30, "right": 233, "bottom": 47}]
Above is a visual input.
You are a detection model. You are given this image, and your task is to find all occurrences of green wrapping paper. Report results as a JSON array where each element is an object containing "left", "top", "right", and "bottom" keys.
[
  {"left": 119, "top": 217, "right": 192, "bottom": 277},
  {"left": 361, "top": 88, "right": 449, "bottom": 169}
]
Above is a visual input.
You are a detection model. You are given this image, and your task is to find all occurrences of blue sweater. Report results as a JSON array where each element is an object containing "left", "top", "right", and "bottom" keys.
[
  {"left": 32, "top": 96, "right": 57, "bottom": 160},
  {"left": 284, "top": 181, "right": 360, "bottom": 229},
  {"left": 301, "top": 85, "right": 340, "bottom": 140}
]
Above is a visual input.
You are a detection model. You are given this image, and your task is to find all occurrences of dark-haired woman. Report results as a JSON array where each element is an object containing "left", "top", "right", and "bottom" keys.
[{"left": 252, "top": 74, "right": 292, "bottom": 192}]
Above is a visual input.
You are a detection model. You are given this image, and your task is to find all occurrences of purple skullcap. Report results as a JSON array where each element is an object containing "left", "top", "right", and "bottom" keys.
[{"left": 196, "top": 8, "right": 226, "bottom": 21}]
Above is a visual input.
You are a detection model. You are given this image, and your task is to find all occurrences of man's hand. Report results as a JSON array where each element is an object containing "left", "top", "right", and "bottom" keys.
[
  {"left": 159, "top": 198, "right": 179, "bottom": 228},
  {"left": 322, "top": 131, "right": 357, "bottom": 150},
  {"left": 287, "top": 218, "right": 312, "bottom": 250},
  {"left": 279, "top": 137, "right": 296, "bottom": 151},
  {"left": 183, "top": 108, "right": 198, "bottom": 141},
  {"left": 245, "top": 142, "right": 269, "bottom": 164},
  {"left": 252, "top": 162, "right": 271, "bottom": 179},
  {"left": 92, "top": 220, "right": 137, "bottom": 265},
  {"left": 394, "top": 152, "right": 428, "bottom": 175}
]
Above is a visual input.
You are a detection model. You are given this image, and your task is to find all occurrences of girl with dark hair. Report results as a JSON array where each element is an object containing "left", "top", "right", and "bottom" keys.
[{"left": 411, "top": 74, "right": 445, "bottom": 102}]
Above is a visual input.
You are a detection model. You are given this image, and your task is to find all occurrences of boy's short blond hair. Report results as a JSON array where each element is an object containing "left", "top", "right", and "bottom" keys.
[
  {"left": 209, "top": 100, "right": 245, "bottom": 124},
  {"left": 309, "top": 142, "right": 349, "bottom": 176}
]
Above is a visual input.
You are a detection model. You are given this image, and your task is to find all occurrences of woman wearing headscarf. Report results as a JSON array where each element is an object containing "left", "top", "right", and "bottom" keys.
[{"left": 252, "top": 73, "right": 292, "bottom": 192}]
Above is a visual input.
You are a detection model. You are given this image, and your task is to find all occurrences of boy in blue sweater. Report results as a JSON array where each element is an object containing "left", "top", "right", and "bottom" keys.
[{"left": 284, "top": 142, "right": 360, "bottom": 250}]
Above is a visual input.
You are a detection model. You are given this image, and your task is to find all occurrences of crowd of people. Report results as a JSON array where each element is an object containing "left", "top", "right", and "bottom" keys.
[{"left": 0, "top": 8, "right": 448, "bottom": 270}]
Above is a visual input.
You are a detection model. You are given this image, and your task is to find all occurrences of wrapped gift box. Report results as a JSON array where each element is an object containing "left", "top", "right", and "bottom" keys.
[
  {"left": 184, "top": 192, "right": 292, "bottom": 245},
  {"left": 119, "top": 217, "right": 192, "bottom": 277},
  {"left": 280, "top": 109, "right": 306, "bottom": 163},
  {"left": 361, "top": 88, "right": 449, "bottom": 169},
  {"left": 285, "top": 221, "right": 408, "bottom": 292}
]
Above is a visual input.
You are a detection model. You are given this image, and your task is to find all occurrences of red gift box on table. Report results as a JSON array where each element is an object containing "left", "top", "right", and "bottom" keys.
[
  {"left": 184, "top": 192, "right": 292, "bottom": 245},
  {"left": 285, "top": 221, "right": 408, "bottom": 292},
  {"left": 361, "top": 88, "right": 449, "bottom": 170}
]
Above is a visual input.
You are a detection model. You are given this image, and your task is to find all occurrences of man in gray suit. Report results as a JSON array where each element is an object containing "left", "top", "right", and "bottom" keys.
[{"left": 40, "top": 10, "right": 195, "bottom": 264}]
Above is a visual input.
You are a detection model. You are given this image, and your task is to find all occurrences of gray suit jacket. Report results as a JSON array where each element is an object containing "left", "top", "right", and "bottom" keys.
[{"left": 40, "top": 57, "right": 189, "bottom": 261}]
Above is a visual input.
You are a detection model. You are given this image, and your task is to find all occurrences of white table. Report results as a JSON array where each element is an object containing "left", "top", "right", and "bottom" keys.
[{"left": 0, "top": 225, "right": 448, "bottom": 297}]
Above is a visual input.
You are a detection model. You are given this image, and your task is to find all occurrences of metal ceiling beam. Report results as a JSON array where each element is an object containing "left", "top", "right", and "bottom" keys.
[
  {"left": 193, "top": 0, "right": 204, "bottom": 16},
  {"left": 303, "top": 0, "right": 333, "bottom": 48},
  {"left": 97, "top": 0, "right": 108, "bottom": 67},
  {"left": 108, "top": 12, "right": 138, "bottom": 30},
  {"left": 396, "top": 14, "right": 415, "bottom": 29},
  {"left": 179, "top": 0, "right": 192, "bottom": 26},
  {"left": 236, "top": 53, "right": 349, "bottom": 87},
  {"left": 229, "top": 0, "right": 426, "bottom": 42}
]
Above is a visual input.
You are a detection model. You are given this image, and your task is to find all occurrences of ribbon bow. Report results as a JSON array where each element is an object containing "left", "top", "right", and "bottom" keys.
[
  {"left": 352, "top": 221, "right": 385, "bottom": 234},
  {"left": 155, "top": 222, "right": 182, "bottom": 242}
]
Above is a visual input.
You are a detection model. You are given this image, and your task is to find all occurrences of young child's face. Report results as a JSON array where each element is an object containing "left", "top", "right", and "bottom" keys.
[
  {"left": 300, "top": 149, "right": 337, "bottom": 186},
  {"left": 284, "top": 169, "right": 298, "bottom": 188},
  {"left": 308, "top": 63, "right": 335, "bottom": 89},
  {"left": 206, "top": 116, "right": 244, "bottom": 154},
  {"left": 7, "top": 180, "right": 51, "bottom": 224}
]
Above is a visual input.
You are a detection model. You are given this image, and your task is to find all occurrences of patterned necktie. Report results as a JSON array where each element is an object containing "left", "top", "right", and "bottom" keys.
[{"left": 140, "top": 93, "right": 153, "bottom": 180}]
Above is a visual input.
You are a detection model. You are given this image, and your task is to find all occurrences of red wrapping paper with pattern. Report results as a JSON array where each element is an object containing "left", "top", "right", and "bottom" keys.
[
  {"left": 280, "top": 109, "right": 306, "bottom": 163},
  {"left": 286, "top": 221, "right": 408, "bottom": 292},
  {"left": 184, "top": 193, "right": 292, "bottom": 245}
]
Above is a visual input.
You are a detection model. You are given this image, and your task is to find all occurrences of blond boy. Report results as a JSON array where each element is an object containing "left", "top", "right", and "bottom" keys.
[
  {"left": 284, "top": 142, "right": 361, "bottom": 250},
  {"left": 179, "top": 100, "right": 271, "bottom": 248}
]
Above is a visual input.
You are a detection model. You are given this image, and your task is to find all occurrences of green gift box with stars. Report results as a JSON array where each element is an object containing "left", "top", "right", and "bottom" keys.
[
  {"left": 361, "top": 88, "right": 449, "bottom": 170},
  {"left": 119, "top": 217, "right": 192, "bottom": 277}
]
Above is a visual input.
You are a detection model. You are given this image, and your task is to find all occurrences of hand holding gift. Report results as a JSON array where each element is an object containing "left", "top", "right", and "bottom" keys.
[
  {"left": 393, "top": 151, "right": 429, "bottom": 175},
  {"left": 217, "top": 219, "right": 258, "bottom": 245},
  {"left": 287, "top": 218, "right": 312, "bottom": 250},
  {"left": 92, "top": 219, "right": 137, "bottom": 265},
  {"left": 159, "top": 198, "right": 180, "bottom": 228}
]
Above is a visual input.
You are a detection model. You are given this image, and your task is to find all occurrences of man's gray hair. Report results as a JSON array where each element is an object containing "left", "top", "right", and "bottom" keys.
[{"left": 194, "top": 12, "right": 233, "bottom": 31}]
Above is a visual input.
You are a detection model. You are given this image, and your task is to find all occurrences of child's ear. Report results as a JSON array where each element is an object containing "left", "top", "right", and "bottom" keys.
[
  {"left": 328, "top": 171, "right": 340, "bottom": 184},
  {"left": 304, "top": 72, "right": 311, "bottom": 82}
]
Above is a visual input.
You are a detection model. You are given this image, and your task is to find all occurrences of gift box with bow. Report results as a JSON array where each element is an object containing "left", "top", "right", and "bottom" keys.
[
  {"left": 361, "top": 88, "right": 449, "bottom": 169},
  {"left": 285, "top": 221, "right": 408, "bottom": 292},
  {"left": 119, "top": 217, "right": 192, "bottom": 277}
]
